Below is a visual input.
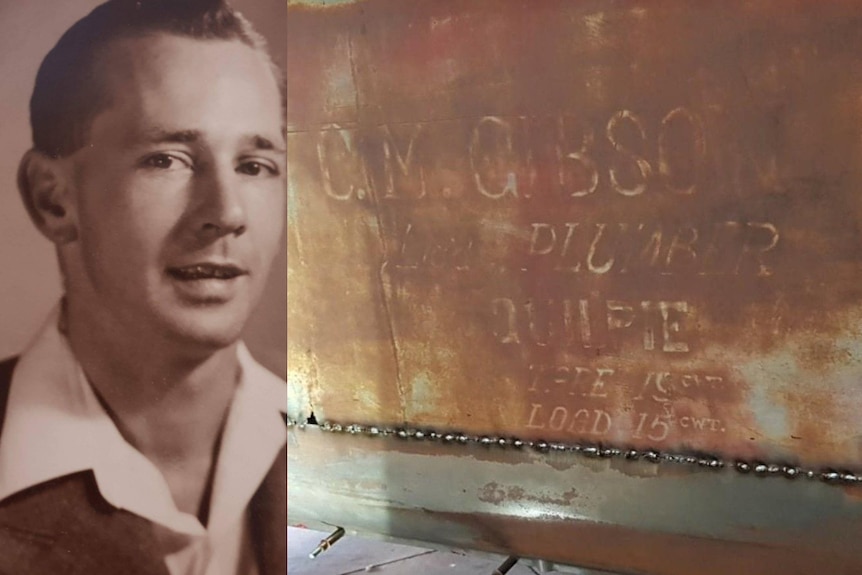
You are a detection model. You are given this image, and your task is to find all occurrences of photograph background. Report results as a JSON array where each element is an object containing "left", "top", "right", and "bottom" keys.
[{"left": 0, "top": 0, "right": 287, "bottom": 376}]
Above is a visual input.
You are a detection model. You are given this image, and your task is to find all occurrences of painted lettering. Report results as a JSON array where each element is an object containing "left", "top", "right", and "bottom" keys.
[
  {"left": 311, "top": 108, "right": 712, "bottom": 204},
  {"left": 526, "top": 300, "right": 553, "bottom": 346},
  {"left": 665, "top": 227, "right": 699, "bottom": 270},
  {"left": 607, "top": 110, "right": 652, "bottom": 197},
  {"left": 658, "top": 107, "right": 706, "bottom": 195},
  {"left": 524, "top": 221, "right": 779, "bottom": 277},
  {"left": 529, "top": 223, "right": 557, "bottom": 255},
  {"left": 586, "top": 224, "right": 615, "bottom": 274},
  {"left": 567, "top": 409, "right": 592, "bottom": 434},
  {"left": 736, "top": 222, "right": 780, "bottom": 277},
  {"left": 636, "top": 371, "right": 725, "bottom": 402},
  {"left": 549, "top": 407, "right": 568, "bottom": 431},
  {"left": 589, "top": 369, "right": 613, "bottom": 398},
  {"left": 633, "top": 412, "right": 670, "bottom": 441},
  {"left": 528, "top": 364, "right": 615, "bottom": 397},
  {"left": 495, "top": 298, "right": 693, "bottom": 352},
  {"left": 381, "top": 124, "right": 426, "bottom": 199},
  {"left": 678, "top": 416, "right": 725, "bottom": 433},
  {"left": 563, "top": 299, "right": 592, "bottom": 347},
  {"left": 470, "top": 116, "right": 519, "bottom": 199},
  {"left": 526, "top": 403, "right": 546, "bottom": 429},
  {"left": 557, "top": 116, "right": 599, "bottom": 197},
  {"left": 317, "top": 126, "right": 368, "bottom": 201},
  {"left": 526, "top": 403, "right": 613, "bottom": 437},
  {"left": 491, "top": 298, "right": 520, "bottom": 344},
  {"left": 660, "top": 301, "right": 689, "bottom": 353},
  {"left": 635, "top": 371, "right": 672, "bottom": 402},
  {"left": 387, "top": 223, "right": 475, "bottom": 271},
  {"left": 606, "top": 300, "right": 636, "bottom": 333},
  {"left": 591, "top": 410, "right": 613, "bottom": 435}
]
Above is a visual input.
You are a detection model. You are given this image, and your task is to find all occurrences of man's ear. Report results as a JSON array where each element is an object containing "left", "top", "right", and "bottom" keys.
[{"left": 17, "top": 149, "right": 78, "bottom": 245}]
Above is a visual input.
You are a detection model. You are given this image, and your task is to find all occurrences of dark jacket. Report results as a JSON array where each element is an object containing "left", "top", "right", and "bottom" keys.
[{"left": 0, "top": 357, "right": 286, "bottom": 575}]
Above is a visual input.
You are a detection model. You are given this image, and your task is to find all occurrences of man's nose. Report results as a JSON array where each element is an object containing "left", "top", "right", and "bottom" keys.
[{"left": 192, "top": 164, "right": 247, "bottom": 240}]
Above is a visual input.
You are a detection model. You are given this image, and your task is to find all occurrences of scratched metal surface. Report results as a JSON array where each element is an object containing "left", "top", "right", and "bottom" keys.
[
  {"left": 288, "top": 427, "right": 862, "bottom": 574},
  {"left": 287, "top": 0, "right": 862, "bottom": 571}
]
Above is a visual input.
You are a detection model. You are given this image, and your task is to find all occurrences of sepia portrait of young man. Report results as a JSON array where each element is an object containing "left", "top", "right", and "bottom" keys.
[{"left": 0, "top": 0, "right": 287, "bottom": 573}]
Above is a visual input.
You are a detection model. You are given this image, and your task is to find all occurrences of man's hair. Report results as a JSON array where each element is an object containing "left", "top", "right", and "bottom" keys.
[{"left": 31, "top": 0, "right": 280, "bottom": 159}]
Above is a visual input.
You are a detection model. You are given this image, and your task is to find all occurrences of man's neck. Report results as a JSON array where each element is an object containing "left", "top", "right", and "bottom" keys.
[{"left": 62, "top": 300, "right": 240, "bottom": 518}]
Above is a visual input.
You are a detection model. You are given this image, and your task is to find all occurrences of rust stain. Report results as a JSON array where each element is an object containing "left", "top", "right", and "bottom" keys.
[
  {"left": 288, "top": 0, "right": 862, "bottom": 474},
  {"left": 478, "top": 482, "right": 579, "bottom": 507}
]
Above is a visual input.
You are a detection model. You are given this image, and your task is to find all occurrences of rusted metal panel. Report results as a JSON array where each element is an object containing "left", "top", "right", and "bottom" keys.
[
  {"left": 287, "top": 0, "right": 862, "bottom": 570},
  {"left": 288, "top": 0, "right": 862, "bottom": 475}
]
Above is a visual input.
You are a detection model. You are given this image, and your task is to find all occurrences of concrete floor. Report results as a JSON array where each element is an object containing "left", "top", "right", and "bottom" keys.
[{"left": 287, "top": 526, "right": 619, "bottom": 575}]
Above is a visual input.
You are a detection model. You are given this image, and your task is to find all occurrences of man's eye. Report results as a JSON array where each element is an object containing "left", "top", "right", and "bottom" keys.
[
  {"left": 237, "top": 161, "right": 277, "bottom": 177},
  {"left": 142, "top": 154, "right": 188, "bottom": 170}
]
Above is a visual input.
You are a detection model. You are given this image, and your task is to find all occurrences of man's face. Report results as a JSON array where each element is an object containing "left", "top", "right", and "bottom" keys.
[{"left": 62, "top": 33, "right": 285, "bottom": 350}]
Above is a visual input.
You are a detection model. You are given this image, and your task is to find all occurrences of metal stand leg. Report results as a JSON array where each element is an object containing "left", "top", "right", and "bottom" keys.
[
  {"left": 493, "top": 555, "right": 520, "bottom": 575},
  {"left": 308, "top": 527, "right": 346, "bottom": 559}
]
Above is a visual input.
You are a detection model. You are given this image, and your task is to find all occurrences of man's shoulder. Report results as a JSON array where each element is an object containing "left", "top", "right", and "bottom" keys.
[
  {"left": 0, "top": 356, "right": 17, "bottom": 406},
  {"left": 0, "top": 356, "right": 19, "bottom": 451},
  {"left": 0, "top": 356, "right": 19, "bottom": 385}
]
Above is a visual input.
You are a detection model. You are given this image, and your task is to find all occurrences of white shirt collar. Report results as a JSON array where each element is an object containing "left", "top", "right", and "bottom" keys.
[{"left": 0, "top": 306, "right": 286, "bottom": 539}]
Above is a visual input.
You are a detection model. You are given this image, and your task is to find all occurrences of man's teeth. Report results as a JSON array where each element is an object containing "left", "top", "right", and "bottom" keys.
[{"left": 171, "top": 265, "right": 241, "bottom": 280}]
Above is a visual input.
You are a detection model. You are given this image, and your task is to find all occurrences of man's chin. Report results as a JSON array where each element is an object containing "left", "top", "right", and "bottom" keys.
[{"left": 160, "top": 307, "right": 250, "bottom": 353}]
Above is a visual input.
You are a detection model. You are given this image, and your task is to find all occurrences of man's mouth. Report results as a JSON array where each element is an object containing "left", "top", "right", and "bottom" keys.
[{"left": 167, "top": 263, "right": 247, "bottom": 281}]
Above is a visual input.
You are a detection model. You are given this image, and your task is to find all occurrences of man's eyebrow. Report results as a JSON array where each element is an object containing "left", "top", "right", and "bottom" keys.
[
  {"left": 247, "top": 134, "right": 286, "bottom": 154},
  {"left": 142, "top": 128, "right": 202, "bottom": 144},
  {"left": 138, "top": 130, "right": 285, "bottom": 153}
]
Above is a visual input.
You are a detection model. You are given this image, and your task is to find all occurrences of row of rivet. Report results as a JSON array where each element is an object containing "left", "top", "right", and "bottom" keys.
[{"left": 287, "top": 419, "right": 862, "bottom": 486}]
